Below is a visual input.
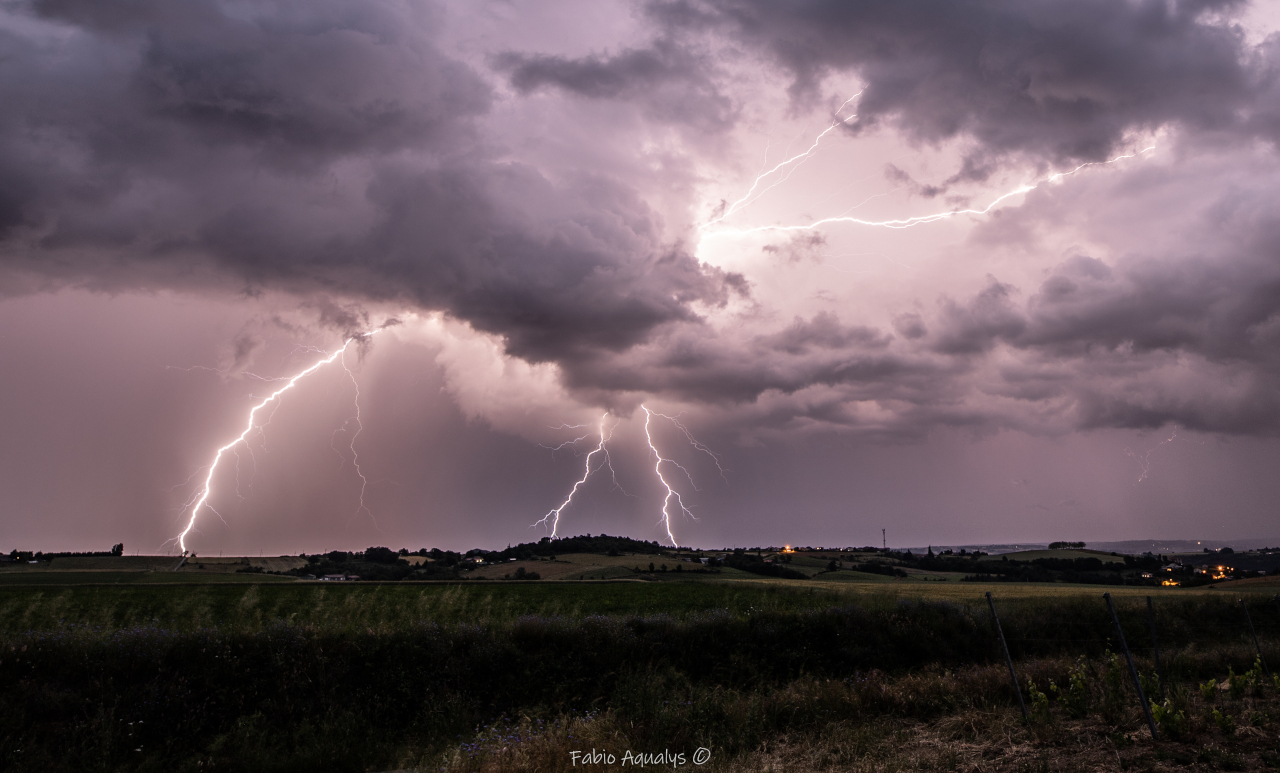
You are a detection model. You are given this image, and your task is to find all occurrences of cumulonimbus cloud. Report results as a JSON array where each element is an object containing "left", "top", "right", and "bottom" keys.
[{"left": 7, "top": 0, "right": 1280, "bottom": 440}]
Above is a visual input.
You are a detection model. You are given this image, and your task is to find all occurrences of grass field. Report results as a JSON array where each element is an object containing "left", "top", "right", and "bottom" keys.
[
  {"left": 0, "top": 578, "right": 859, "bottom": 633},
  {"left": 4, "top": 558, "right": 1280, "bottom": 772},
  {"left": 1, "top": 555, "right": 309, "bottom": 573}
]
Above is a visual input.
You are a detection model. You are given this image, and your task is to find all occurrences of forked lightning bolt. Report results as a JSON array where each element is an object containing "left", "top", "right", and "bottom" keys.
[
  {"left": 704, "top": 143, "right": 1155, "bottom": 236},
  {"left": 643, "top": 405, "right": 723, "bottom": 548},
  {"left": 535, "top": 408, "right": 723, "bottom": 546},
  {"left": 173, "top": 328, "right": 384, "bottom": 553},
  {"left": 642, "top": 407, "right": 728, "bottom": 483},
  {"left": 1126, "top": 426, "right": 1178, "bottom": 483},
  {"left": 704, "top": 92, "right": 863, "bottom": 228},
  {"left": 534, "top": 413, "right": 618, "bottom": 538}
]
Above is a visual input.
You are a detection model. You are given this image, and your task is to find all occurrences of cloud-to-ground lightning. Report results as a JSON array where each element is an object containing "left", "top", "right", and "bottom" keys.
[
  {"left": 336, "top": 346, "right": 376, "bottom": 527},
  {"left": 534, "top": 413, "right": 624, "bottom": 538},
  {"left": 703, "top": 92, "right": 863, "bottom": 229},
  {"left": 640, "top": 407, "right": 728, "bottom": 483},
  {"left": 172, "top": 327, "right": 386, "bottom": 553},
  {"left": 534, "top": 407, "right": 724, "bottom": 546},
  {"left": 704, "top": 146, "right": 1156, "bottom": 237},
  {"left": 642, "top": 405, "right": 717, "bottom": 548},
  {"left": 1126, "top": 426, "right": 1179, "bottom": 483}
]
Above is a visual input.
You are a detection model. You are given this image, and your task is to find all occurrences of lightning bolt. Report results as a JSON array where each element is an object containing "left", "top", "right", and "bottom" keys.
[
  {"left": 172, "top": 327, "right": 386, "bottom": 553},
  {"left": 704, "top": 146, "right": 1156, "bottom": 236},
  {"left": 642, "top": 405, "right": 703, "bottom": 548},
  {"left": 704, "top": 92, "right": 862, "bottom": 229},
  {"left": 641, "top": 407, "right": 728, "bottom": 483},
  {"left": 534, "top": 413, "right": 620, "bottom": 538},
  {"left": 337, "top": 346, "right": 376, "bottom": 528},
  {"left": 1125, "top": 425, "right": 1178, "bottom": 483}
]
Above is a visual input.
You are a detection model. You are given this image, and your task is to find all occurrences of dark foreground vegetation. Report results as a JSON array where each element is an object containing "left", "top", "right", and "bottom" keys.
[{"left": 2, "top": 585, "right": 1278, "bottom": 772}]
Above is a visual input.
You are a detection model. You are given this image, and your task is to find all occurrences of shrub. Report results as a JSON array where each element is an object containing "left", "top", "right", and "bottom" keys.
[
  {"left": 1050, "top": 658, "right": 1091, "bottom": 719},
  {"left": 1150, "top": 700, "right": 1186, "bottom": 740},
  {"left": 1027, "top": 679, "right": 1051, "bottom": 723},
  {"left": 1227, "top": 666, "right": 1247, "bottom": 700},
  {"left": 1102, "top": 651, "right": 1127, "bottom": 724}
]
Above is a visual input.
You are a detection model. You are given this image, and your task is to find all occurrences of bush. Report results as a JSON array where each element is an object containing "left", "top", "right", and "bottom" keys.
[
  {"left": 1151, "top": 700, "right": 1187, "bottom": 740},
  {"left": 1050, "top": 658, "right": 1091, "bottom": 719}
]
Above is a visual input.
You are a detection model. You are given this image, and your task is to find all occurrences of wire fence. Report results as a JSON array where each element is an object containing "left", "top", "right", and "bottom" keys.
[{"left": 985, "top": 591, "right": 1280, "bottom": 739}]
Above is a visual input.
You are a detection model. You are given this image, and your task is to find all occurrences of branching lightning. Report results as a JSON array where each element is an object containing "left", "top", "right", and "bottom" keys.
[
  {"left": 1126, "top": 426, "right": 1179, "bottom": 483},
  {"left": 641, "top": 407, "right": 728, "bottom": 484},
  {"left": 533, "top": 407, "right": 723, "bottom": 547},
  {"left": 534, "top": 413, "right": 621, "bottom": 538},
  {"left": 642, "top": 405, "right": 710, "bottom": 548},
  {"left": 172, "top": 328, "right": 385, "bottom": 553},
  {"left": 703, "top": 144, "right": 1156, "bottom": 236},
  {"left": 704, "top": 92, "right": 863, "bottom": 229}
]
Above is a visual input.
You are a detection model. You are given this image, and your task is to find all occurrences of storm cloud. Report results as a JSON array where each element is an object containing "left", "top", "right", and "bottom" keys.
[
  {"left": 0, "top": 0, "right": 742, "bottom": 368},
  {"left": 647, "top": 0, "right": 1265, "bottom": 164},
  {"left": 4, "top": 0, "right": 1280, "bottom": 442}
]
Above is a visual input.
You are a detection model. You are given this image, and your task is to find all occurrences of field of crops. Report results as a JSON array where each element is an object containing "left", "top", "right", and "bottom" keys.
[{"left": 3, "top": 570, "right": 1279, "bottom": 771}]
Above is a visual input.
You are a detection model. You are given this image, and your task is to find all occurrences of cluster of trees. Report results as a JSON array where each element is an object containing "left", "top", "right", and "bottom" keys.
[
  {"left": 723, "top": 549, "right": 807, "bottom": 580},
  {"left": 631, "top": 561, "right": 717, "bottom": 575},
  {"left": 868, "top": 548, "right": 1176, "bottom": 586},
  {"left": 6, "top": 544, "right": 123, "bottom": 562},
  {"left": 481, "top": 534, "right": 666, "bottom": 563},
  {"left": 286, "top": 547, "right": 468, "bottom": 581}
]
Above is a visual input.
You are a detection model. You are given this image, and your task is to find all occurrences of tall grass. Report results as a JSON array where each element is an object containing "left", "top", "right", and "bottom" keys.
[
  {"left": 1, "top": 588, "right": 1276, "bottom": 771},
  {"left": 0, "top": 582, "right": 851, "bottom": 634}
]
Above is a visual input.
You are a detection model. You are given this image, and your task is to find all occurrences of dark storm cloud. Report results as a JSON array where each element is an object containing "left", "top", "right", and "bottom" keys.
[
  {"left": 758, "top": 312, "right": 890, "bottom": 355},
  {"left": 558, "top": 205, "right": 1280, "bottom": 436},
  {"left": 494, "top": 38, "right": 735, "bottom": 130},
  {"left": 8, "top": 0, "right": 1280, "bottom": 443},
  {"left": 649, "top": 0, "right": 1259, "bottom": 163},
  {"left": 932, "top": 278, "right": 1026, "bottom": 355},
  {"left": 0, "top": 0, "right": 741, "bottom": 365},
  {"left": 902, "top": 238, "right": 1280, "bottom": 434}
]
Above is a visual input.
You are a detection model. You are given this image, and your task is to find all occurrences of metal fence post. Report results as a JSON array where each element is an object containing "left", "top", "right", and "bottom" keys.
[
  {"left": 1240, "top": 599, "right": 1268, "bottom": 675},
  {"left": 986, "top": 592, "right": 1028, "bottom": 721},
  {"left": 1146, "top": 596, "right": 1166, "bottom": 701},
  {"left": 1104, "top": 593, "right": 1159, "bottom": 740}
]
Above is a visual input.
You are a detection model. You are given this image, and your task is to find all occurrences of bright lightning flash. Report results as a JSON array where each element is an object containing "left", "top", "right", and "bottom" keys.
[
  {"left": 704, "top": 146, "right": 1156, "bottom": 237},
  {"left": 642, "top": 405, "right": 706, "bottom": 548},
  {"left": 534, "top": 413, "right": 618, "bottom": 538},
  {"left": 173, "top": 328, "right": 384, "bottom": 553},
  {"left": 337, "top": 346, "right": 375, "bottom": 526},
  {"left": 704, "top": 92, "right": 863, "bottom": 228}
]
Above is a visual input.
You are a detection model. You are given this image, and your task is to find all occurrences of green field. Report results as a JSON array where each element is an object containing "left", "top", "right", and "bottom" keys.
[
  {"left": 4, "top": 557, "right": 1280, "bottom": 772},
  {"left": 3, "top": 559, "right": 1277, "bottom": 635},
  {"left": 0, "top": 579, "right": 853, "bottom": 633},
  {"left": 0, "top": 571, "right": 299, "bottom": 586}
]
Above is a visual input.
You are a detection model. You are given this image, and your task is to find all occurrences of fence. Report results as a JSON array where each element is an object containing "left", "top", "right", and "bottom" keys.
[{"left": 986, "top": 591, "right": 1280, "bottom": 740}]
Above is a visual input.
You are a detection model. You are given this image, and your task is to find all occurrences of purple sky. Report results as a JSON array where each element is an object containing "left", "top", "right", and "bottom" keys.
[{"left": 4, "top": 0, "right": 1280, "bottom": 554}]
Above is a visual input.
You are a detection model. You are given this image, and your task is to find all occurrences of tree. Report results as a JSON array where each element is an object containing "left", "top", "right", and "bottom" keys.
[{"left": 110, "top": 543, "right": 123, "bottom": 557}]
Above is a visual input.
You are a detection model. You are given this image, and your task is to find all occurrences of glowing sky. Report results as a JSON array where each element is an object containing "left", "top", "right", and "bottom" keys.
[{"left": 4, "top": 0, "right": 1280, "bottom": 553}]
